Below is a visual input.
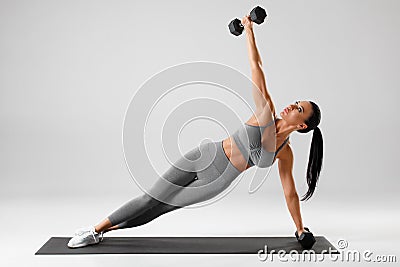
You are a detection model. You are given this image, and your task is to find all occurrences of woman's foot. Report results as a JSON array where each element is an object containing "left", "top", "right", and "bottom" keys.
[
  {"left": 68, "top": 226, "right": 104, "bottom": 248},
  {"left": 74, "top": 225, "right": 105, "bottom": 241}
]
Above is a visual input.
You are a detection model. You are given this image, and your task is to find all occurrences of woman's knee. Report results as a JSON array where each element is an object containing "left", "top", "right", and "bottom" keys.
[{"left": 140, "top": 193, "right": 160, "bottom": 206}]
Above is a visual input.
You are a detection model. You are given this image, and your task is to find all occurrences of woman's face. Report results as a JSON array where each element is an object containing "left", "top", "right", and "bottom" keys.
[{"left": 280, "top": 100, "right": 313, "bottom": 130}]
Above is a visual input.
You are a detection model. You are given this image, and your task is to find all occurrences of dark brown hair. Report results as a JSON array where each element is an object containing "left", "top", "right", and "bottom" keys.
[{"left": 296, "top": 101, "right": 323, "bottom": 201}]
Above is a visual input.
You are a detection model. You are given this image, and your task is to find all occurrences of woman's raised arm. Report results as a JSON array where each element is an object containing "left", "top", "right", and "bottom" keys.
[{"left": 242, "top": 16, "right": 276, "bottom": 117}]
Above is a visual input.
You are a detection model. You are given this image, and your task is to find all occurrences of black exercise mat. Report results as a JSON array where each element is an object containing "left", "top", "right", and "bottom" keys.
[{"left": 35, "top": 236, "right": 339, "bottom": 255}]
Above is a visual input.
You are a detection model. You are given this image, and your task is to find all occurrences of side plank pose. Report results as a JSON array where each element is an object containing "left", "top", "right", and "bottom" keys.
[{"left": 68, "top": 13, "right": 323, "bottom": 250}]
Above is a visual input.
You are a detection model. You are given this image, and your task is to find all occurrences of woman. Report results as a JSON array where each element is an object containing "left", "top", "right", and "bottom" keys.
[{"left": 68, "top": 15, "right": 323, "bottom": 248}]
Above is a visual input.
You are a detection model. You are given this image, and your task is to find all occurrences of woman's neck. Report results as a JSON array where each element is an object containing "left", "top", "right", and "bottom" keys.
[{"left": 275, "top": 118, "right": 296, "bottom": 138}]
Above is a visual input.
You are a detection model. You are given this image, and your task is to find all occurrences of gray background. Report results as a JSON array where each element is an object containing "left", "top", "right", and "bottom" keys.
[{"left": 1, "top": 0, "right": 399, "bottom": 266}]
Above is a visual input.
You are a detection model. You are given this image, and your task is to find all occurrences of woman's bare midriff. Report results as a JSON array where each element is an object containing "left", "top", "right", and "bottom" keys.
[{"left": 222, "top": 137, "right": 251, "bottom": 172}]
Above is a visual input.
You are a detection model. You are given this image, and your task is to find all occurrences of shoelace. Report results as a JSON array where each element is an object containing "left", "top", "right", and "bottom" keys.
[
  {"left": 98, "top": 231, "right": 104, "bottom": 242},
  {"left": 78, "top": 228, "right": 103, "bottom": 242},
  {"left": 89, "top": 230, "right": 97, "bottom": 242}
]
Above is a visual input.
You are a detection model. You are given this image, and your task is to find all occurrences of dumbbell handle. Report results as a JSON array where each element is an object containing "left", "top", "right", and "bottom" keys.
[{"left": 236, "top": 16, "right": 252, "bottom": 28}]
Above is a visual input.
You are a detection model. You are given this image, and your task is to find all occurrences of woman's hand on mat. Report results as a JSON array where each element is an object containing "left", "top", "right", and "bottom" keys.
[
  {"left": 297, "top": 228, "right": 306, "bottom": 236},
  {"left": 241, "top": 15, "right": 253, "bottom": 30}
]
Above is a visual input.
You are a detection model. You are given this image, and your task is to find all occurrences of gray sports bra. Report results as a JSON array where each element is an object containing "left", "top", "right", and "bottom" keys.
[{"left": 231, "top": 118, "right": 289, "bottom": 168}]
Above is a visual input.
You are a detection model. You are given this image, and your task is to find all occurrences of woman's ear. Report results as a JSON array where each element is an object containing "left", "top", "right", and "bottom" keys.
[{"left": 298, "top": 123, "right": 307, "bottom": 130}]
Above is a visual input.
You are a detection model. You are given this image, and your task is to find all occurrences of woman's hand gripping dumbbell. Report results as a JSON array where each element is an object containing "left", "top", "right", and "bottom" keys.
[{"left": 228, "top": 6, "right": 267, "bottom": 36}]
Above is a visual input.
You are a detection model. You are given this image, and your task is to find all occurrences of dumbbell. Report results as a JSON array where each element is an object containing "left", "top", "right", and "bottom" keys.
[
  {"left": 228, "top": 6, "right": 267, "bottom": 36},
  {"left": 295, "top": 227, "right": 316, "bottom": 249}
]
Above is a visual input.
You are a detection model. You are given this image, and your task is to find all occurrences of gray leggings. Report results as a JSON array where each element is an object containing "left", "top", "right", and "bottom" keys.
[{"left": 107, "top": 140, "right": 242, "bottom": 229}]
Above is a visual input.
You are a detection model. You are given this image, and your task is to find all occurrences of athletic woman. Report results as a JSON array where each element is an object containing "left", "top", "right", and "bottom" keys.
[{"left": 68, "top": 15, "right": 323, "bottom": 248}]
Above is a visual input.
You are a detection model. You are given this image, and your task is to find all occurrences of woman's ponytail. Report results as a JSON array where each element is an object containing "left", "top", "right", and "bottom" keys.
[
  {"left": 296, "top": 101, "right": 323, "bottom": 201},
  {"left": 300, "top": 126, "right": 323, "bottom": 201}
]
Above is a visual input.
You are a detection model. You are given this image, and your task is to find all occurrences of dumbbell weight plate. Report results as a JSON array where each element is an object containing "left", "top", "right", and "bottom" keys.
[
  {"left": 250, "top": 6, "right": 267, "bottom": 24},
  {"left": 228, "top": 18, "right": 243, "bottom": 36}
]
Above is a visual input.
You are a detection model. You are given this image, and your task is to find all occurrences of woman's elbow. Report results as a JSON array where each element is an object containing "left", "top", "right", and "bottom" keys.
[
  {"left": 284, "top": 190, "right": 298, "bottom": 199},
  {"left": 250, "top": 61, "right": 262, "bottom": 71}
]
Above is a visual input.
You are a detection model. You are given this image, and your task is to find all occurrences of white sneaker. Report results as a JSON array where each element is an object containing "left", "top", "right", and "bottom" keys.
[
  {"left": 74, "top": 226, "right": 104, "bottom": 242},
  {"left": 68, "top": 226, "right": 103, "bottom": 248}
]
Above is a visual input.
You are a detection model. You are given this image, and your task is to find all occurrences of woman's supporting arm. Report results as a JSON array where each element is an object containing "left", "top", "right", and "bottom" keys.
[
  {"left": 278, "top": 146, "right": 305, "bottom": 234},
  {"left": 284, "top": 193, "right": 304, "bottom": 234}
]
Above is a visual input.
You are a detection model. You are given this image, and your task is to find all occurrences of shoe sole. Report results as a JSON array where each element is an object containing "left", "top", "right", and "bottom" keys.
[{"left": 68, "top": 240, "right": 100, "bottom": 249}]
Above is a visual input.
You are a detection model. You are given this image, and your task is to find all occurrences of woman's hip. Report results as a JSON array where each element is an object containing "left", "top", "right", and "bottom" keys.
[{"left": 196, "top": 140, "right": 242, "bottom": 184}]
